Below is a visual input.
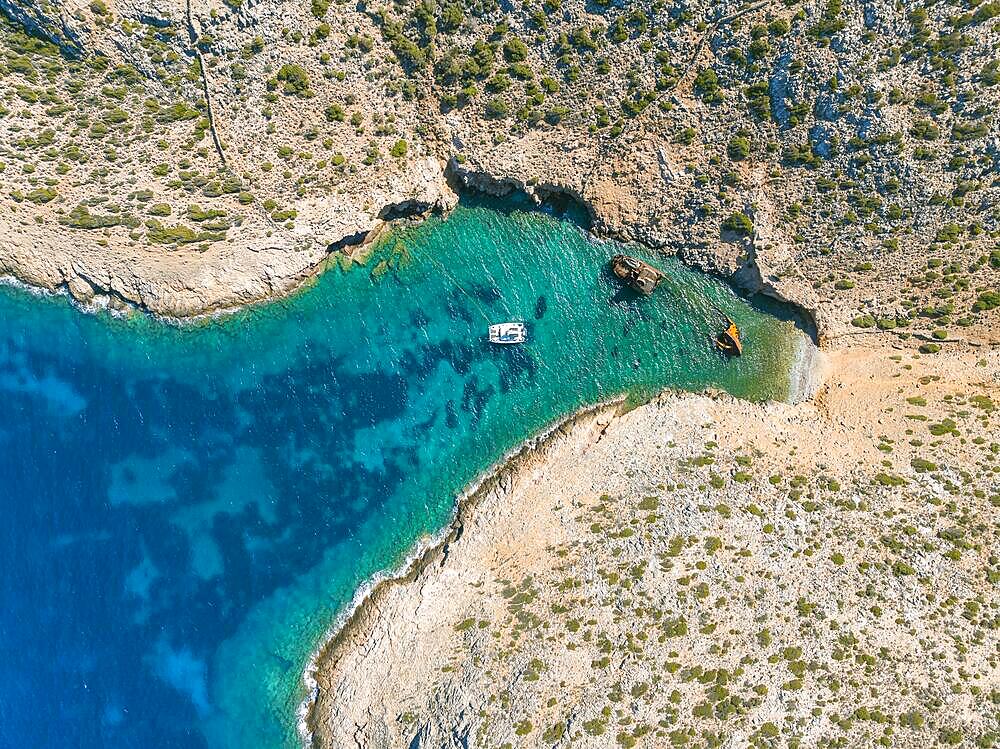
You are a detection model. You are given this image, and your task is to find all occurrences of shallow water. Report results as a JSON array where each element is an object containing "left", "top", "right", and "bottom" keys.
[{"left": 0, "top": 199, "right": 807, "bottom": 748}]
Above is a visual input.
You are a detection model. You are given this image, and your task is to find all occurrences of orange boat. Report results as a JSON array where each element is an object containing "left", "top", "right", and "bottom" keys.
[
  {"left": 715, "top": 317, "right": 743, "bottom": 356},
  {"left": 610, "top": 254, "right": 664, "bottom": 295}
]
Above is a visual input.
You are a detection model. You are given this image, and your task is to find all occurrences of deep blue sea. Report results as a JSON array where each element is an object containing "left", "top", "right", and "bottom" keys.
[{"left": 0, "top": 200, "right": 807, "bottom": 748}]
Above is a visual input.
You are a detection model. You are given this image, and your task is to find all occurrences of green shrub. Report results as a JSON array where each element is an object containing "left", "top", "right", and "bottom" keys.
[
  {"left": 545, "top": 105, "right": 568, "bottom": 124},
  {"left": 674, "top": 126, "right": 696, "bottom": 145},
  {"left": 146, "top": 221, "right": 222, "bottom": 245},
  {"left": 973, "top": 291, "right": 999, "bottom": 312},
  {"left": 486, "top": 73, "right": 510, "bottom": 92},
  {"left": 484, "top": 97, "right": 509, "bottom": 118},
  {"left": 892, "top": 560, "right": 914, "bottom": 576},
  {"left": 186, "top": 205, "right": 227, "bottom": 222},
  {"left": 745, "top": 81, "right": 771, "bottom": 120},
  {"left": 694, "top": 67, "right": 723, "bottom": 103},
  {"left": 783, "top": 142, "right": 819, "bottom": 167},
  {"left": 727, "top": 135, "right": 751, "bottom": 160},
  {"left": 542, "top": 723, "right": 565, "bottom": 742},
  {"left": 874, "top": 472, "right": 906, "bottom": 487},
  {"left": 440, "top": 3, "right": 463, "bottom": 30},
  {"left": 161, "top": 101, "right": 200, "bottom": 122},
  {"left": 26, "top": 187, "right": 57, "bottom": 203},
  {"left": 276, "top": 64, "right": 311, "bottom": 97},
  {"left": 509, "top": 62, "right": 533, "bottom": 79},
  {"left": 503, "top": 37, "right": 528, "bottom": 62},
  {"left": 769, "top": 18, "right": 790, "bottom": 35},
  {"left": 981, "top": 59, "right": 1000, "bottom": 86},
  {"left": 909, "top": 118, "right": 939, "bottom": 140},
  {"left": 663, "top": 616, "right": 687, "bottom": 636},
  {"left": 60, "top": 204, "right": 136, "bottom": 229},
  {"left": 952, "top": 121, "right": 988, "bottom": 141},
  {"left": 928, "top": 419, "right": 957, "bottom": 436},
  {"left": 809, "top": 0, "right": 846, "bottom": 39},
  {"left": 721, "top": 212, "right": 753, "bottom": 236}
]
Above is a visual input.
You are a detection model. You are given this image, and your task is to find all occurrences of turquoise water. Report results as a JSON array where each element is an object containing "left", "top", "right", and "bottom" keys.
[{"left": 0, "top": 199, "right": 807, "bottom": 748}]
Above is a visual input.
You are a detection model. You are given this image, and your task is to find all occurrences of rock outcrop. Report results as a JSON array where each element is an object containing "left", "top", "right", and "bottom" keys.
[{"left": 0, "top": 0, "right": 84, "bottom": 55}]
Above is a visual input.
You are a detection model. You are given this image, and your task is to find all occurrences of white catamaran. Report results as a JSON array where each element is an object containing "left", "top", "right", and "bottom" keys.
[{"left": 488, "top": 322, "right": 527, "bottom": 344}]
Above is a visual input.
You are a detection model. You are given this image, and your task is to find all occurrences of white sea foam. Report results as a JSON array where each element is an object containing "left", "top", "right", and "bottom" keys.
[
  {"left": 0, "top": 272, "right": 258, "bottom": 325},
  {"left": 0, "top": 274, "right": 53, "bottom": 297},
  {"left": 0, "top": 273, "right": 126, "bottom": 318}
]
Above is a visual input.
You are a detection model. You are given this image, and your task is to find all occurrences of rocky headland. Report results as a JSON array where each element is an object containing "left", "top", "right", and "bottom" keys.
[{"left": 307, "top": 341, "right": 999, "bottom": 749}]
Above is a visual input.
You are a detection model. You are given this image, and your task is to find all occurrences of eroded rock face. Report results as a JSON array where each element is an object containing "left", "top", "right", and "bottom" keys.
[
  {"left": 0, "top": 0, "right": 85, "bottom": 55},
  {"left": 65, "top": 271, "right": 95, "bottom": 302}
]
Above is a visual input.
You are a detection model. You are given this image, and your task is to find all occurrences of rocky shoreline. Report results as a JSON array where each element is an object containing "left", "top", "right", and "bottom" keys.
[
  {"left": 0, "top": 155, "right": 459, "bottom": 320},
  {"left": 1, "top": 0, "right": 996, "bottom": 744},
  {"left": 1, "top": 162, "right": 824, "bottom": 340},
  {"left": 300, "top": 339, "right": 827, "bottom": 746},
  {"left": 1, "top": 0, "right": 995, "bottom": 339},
  {"left": 305, "top": 339, "right": 999, "bottom": 748},
  {"left": 297, "top": 396, "right": 628, "bottom": 748}
]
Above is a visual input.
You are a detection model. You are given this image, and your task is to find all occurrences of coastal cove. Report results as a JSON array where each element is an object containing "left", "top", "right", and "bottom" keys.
[{"left": 0, "top": 199, "right": 812, "bottom": 749}]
